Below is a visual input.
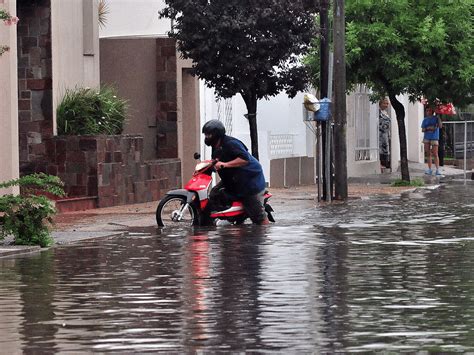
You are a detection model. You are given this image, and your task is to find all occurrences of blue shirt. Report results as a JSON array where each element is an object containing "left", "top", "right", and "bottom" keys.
[
  {"left": 421, "top": 116, "right": 440, "bottom": 141},
  {"left": 212, "top": 136, "right": 266, "bottom": 197}
]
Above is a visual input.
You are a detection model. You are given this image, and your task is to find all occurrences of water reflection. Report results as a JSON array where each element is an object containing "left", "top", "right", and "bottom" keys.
[{"left": 0, "top": 185, "right": 473, "bottom": 352}]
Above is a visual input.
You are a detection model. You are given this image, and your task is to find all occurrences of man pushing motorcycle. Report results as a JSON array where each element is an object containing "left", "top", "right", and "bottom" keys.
[{"left": 200, "top": 120, "right": 270, "bottom": 226}]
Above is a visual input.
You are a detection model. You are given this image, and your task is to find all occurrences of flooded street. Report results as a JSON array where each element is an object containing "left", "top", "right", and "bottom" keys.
[{"left": 1, "top": 185, "right": 473, "bottom": 352}]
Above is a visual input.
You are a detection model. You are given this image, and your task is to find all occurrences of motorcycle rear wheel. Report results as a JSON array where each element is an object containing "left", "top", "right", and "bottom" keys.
[{"left": 156, "top": 195, "right": 198, "bottom": 227}]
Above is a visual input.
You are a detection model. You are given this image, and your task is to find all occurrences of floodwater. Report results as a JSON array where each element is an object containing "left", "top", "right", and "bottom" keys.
[{"left": 1, "top": 184, "right": 473, "bottom": 353}]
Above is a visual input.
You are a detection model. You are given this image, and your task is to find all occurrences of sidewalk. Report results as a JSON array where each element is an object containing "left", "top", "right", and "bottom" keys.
[{"left": 1, "top": 162, "right": 471, "bottom": 258}]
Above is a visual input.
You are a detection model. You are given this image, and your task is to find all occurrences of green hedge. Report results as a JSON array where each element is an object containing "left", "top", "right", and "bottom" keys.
[{"left": 57, "top": 85, "right": 128, "bottom": 136}]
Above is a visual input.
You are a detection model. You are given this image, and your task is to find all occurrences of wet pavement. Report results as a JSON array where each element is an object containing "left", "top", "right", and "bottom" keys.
[{"left": 0, "top": 183, "right": 473, "bottom": 352}]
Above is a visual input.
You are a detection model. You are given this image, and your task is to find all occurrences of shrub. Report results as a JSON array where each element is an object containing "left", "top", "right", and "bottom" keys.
[
  {"left": 392, "top": 178, "right": 424, "bottom": 187},
  {"left": 0, "top": 174, "right": 65, "bottom": 247},
  {"left": 56, "top": 85, "right": 127, "bottom": 136},
  {"left": 1, "top": 9, "right": 19, "bottom": 57}
]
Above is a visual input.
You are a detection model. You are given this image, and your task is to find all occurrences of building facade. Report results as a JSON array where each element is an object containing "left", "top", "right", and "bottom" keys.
[{"left": 1, "top": 0, "right": 427, "bottom": 202}]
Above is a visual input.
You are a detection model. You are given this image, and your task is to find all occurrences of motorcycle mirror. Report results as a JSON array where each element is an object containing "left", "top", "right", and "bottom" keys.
[{"left": 193, "top": 152, "right": 201, "bottom": 160}]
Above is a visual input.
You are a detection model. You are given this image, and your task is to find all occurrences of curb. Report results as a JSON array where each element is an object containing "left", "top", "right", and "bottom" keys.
[
  {"left": 53, "top": 231, "right": 128, "bottom": 246},
  {"left": 0, "top": 246, "right": 41, "bottom": 258},
  {"left": 348, "top": 172, "right": 470, "bottom": 185},
  {"left": 0, "top": 231, "right": 128, "bottom": 259}
]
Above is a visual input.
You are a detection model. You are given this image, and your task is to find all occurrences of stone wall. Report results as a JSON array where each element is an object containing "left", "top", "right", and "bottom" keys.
[
  {"left": 156, "top": 38, "right": 178, "bottom": 159},
  {"left": 43, "top": 135, "right": 181, "bottom": 208},
  {"left": 16, "top": 0, "right": 53, "bottom": 172}
]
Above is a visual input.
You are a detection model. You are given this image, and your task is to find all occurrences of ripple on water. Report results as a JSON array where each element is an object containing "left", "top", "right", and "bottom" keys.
[{"left": 0, "top": 185, "right": 473, "bottom": 352}]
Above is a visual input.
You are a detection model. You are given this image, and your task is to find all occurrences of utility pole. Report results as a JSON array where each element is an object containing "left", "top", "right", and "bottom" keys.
[
  {"left": 319, "top": 0, "right": 330, "bottom": 201},
  {"left": 333, "top": 0, "right": 348, "bottom": 199}
]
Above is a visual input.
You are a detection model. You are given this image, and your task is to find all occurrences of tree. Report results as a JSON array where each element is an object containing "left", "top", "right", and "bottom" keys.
[
  {"left": 307, "top": 0, "right": 473, "bottom": 181},
  {"left": 345, "top": 0, "right": 473, "bottom": 181},
  {"left": 161, "top": 0, "right": 316, "bottom": 159}
]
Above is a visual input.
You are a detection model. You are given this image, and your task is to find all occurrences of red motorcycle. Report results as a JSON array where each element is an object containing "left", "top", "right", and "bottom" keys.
[{"left": 156, "top": 153, "right": 274, "bottom": 227}]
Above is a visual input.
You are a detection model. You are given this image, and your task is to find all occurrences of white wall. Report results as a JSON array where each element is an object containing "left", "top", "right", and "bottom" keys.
[
  {"left": 390, "top": 96, "right": 425, "bottom": 172},
  {"left": 51, "top": 0, "right": 100, "bottom": 132},
  {"left": 199, "top": 85, "right": 313, "bottom": 182},
  {"left": 407, "top": 101, "right": 424, "bottom": 163},
  {"left": 0, "top": 0, "right": 19, "bottom": 193},
  {"left": 99, "top": 0, "right": 171, "bottom": 38}
]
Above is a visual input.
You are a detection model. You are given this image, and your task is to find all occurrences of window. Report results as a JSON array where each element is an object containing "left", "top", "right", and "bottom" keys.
[
  {"left": 353, "top": 85, "right": 378, "bottom": 161},
  {"left": 216, "top": 98, "right": 233, "bottom": 136}
]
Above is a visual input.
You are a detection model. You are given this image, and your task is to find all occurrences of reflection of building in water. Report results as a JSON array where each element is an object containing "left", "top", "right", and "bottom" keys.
[
  {"left": 0, "top": 252, "right": 58, "bottom": 352},
  {"left": 0, "top": 259, "right": 23, "bottom": 353},
  {"left": 258, "top": 228, "right": 325, "bottom": 349},
  {"left": 317, "top": 227, "right": 350, "bottom": 350},
  {"left": 182, "top": 233, "right": 212, "bottom": 345},
  {"left": 179, "top": 229, "right": 265, "bottom": 350},
  {"left": 213, "top": 233, "right": 263, "bottom": 348},
  {"left": 18, "top": 251, "right": 58, "bottom": 352}
]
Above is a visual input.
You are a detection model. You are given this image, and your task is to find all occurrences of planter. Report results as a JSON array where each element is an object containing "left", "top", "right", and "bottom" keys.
[{"left": 42, "top": 135, "right": 181, "bottom": 208}]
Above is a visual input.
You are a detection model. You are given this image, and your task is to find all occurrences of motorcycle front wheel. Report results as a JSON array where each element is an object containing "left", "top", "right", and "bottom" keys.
[{"left": 156, "top": 195, "right": 198, "bottom": 227}]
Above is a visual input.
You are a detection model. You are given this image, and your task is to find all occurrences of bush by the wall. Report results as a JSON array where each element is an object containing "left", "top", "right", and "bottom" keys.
[
  {"left": 0, "top": 174, "right": 65, "bottom": 247},
  {"left": 392, "top": 178, "right": 424, "bottom": 187},
  {"left": 56, "top": 85, "right": 127, "bottom": 136}
]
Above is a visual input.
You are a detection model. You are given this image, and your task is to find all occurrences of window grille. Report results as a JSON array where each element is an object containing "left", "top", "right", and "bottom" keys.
[
  {"left": 216, "top": 98, "right": 233, "bottom": 136},
  {"left": 270, "top": 134, "right": 295, "bottom": 158}
]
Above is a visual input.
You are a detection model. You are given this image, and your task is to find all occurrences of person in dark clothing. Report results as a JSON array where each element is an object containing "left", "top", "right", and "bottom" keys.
[
  {"left": 201, "top": 120, "right": 269, "bottom": 225},
  {"left": 378, "top": 97, "right": 391, "bottom": 171}
]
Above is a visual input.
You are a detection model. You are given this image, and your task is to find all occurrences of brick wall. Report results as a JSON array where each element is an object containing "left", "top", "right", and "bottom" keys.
[
  {"left": 156, "top": 38, "right": 178, "bottom": 159},
  {"left": 43, "top": 135, "right": 181, "bottom": 208},
  {"left": 17, "top": 0, "right": 53, "bottom": 173}
]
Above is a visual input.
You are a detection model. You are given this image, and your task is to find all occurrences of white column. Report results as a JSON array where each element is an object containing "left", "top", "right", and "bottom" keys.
[
  {"left": 407, "top": 101, "right": 424, "bottom": 163},
  {"left": 0, "top": 0, "right": 19, "bottom": 194}
]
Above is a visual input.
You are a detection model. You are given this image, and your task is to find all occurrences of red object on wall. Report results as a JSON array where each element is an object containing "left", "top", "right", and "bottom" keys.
[
  {"left": 435, "top": 103, "right": 456, "bottom": 116},
  {"left": 421, "top": 98, "right": 457, "bottom": 116}
]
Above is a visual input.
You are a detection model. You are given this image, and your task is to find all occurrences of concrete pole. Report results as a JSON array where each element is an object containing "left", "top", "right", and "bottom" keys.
[
  {"left": 333, "top": 0, "right": 348, "bottom": 199},
  {"left": 319, "top": 0, "right": 331, "bottom": 201}
]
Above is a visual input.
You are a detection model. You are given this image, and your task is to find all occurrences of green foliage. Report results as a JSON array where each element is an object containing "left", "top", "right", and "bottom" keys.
[
  {"left": 1, "top": 8, "right": 17, "bottom": 57},
  {"left": 392, "top": 178, "right": 424, "bottom": 187},
  {"left": 307, "top": 0, "right": 473, "bottom": 106},
  {"left": 56, "top": 85, "right": 127, "bottom": 136},
  {"left": 344, "top": 0, "right": 473, "bottom": 107},
  {"left": 306, "top": 0, "right": 473, "bottom": 182},
  {"left": 0, "top": 9, "right": 10, "bottom": 20},
  {"left": 161, "top": 0, "right": 316, "bottom": 101},
  {"left": 0, "top": 45, "right": 9, "bottom": 56},
  {"left": 0, "top": 174, "right": 65, "bottom": 247},
  {"left": 0, "top": 173, "right": 65, "bottom": 197},
  {"left": 161, "top": 0, "right": 316, "bottom": 158}
]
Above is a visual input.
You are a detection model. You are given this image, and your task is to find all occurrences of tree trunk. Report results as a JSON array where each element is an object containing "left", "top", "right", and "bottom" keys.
[
  {"left": 241, "top": 92, "right": 259, "bottom": 160},
  {"left": 388, "top": 93, "right": 410, "bottom": 181}
]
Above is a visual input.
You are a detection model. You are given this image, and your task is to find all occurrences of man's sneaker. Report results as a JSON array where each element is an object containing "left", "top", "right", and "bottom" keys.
[
  {"left": 435, "top": 170, "right": 443, "bottom": 176},
  {"left": 425, "top": 169, "right": 432, "bottom": 175},
  {"left": 215, "top": 219, "right": 231, "bottom": 226}
]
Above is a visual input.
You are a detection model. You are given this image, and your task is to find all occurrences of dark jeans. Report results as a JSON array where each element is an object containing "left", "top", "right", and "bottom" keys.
[
  {"left": 380, "top": 154, "right": 390, "bottom": 168},
  {"left": 201, "top": 181, "right": 267, "bottom": 225}
]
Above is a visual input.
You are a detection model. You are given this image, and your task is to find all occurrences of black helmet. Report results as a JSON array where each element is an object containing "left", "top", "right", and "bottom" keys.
[{"left": 202, "top": 120, "right": 226, "bottom": 147}]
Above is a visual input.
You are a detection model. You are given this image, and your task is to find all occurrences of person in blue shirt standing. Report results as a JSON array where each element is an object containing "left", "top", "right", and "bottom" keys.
[
  {"left": 421, "top": 107, "right": 443, "bottom": 176},
  {"left": 201, "top": 120, "right": 269, "bottom": 225}
]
